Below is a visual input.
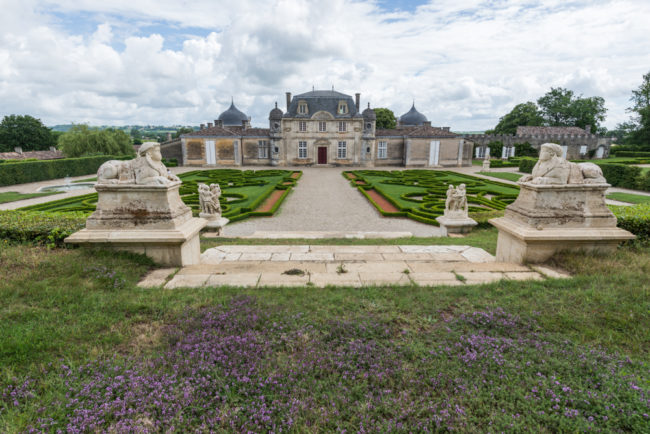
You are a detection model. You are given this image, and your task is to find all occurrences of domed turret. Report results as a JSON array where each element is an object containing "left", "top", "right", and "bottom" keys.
[
  {"left": 399, "top": 103, "right": 428, "bottom": 126},
  {"left": 269, "top": 102, "right": 283, "bottom": 120},
  {"left": 218, "top": 100, "right": 249, "bottom": 126},
  {"left": 362, "top": 103, "right": 376, "bottom": 120}
]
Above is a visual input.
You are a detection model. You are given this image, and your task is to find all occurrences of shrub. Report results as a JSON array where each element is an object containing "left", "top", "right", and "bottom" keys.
[
  {"left": 611, "top": 203, "right": 650, "bottom": 242},
  {"left": 0, "top": 155, "right": 129, "bottom": 186},
  {"left": 598, "top": 164, "right": 643, "bottom": 189},
  {"left": 513, "top": 142, "right": 538, "bottom": 157},
  {"left": 162, "top": 158, "right": 178, "bottom": 167},
  {"left": 0, "top": 210, "right": 86, "bottom": 247},
  {"left": 614, "top": 151, "right": 650, "bottom": 158},
  {"left": 489, "top": 159, "right": 519, "bottom": 168},
  {"left": 518, "top": 157, "right": 537, "bottom": 173}
]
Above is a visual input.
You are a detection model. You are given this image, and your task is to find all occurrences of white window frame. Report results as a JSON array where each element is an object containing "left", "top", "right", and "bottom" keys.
[
  {"left": 319, "top": 121, "right": 327, "bottom": 132},
  {"left": 337, "top": 141, "right": 347, "bottom": 159},
  {"left": 579, "top": 145, "right": 588, "bottom": 156},
  {"left": 299, "top": 121, "right": 307, "bottom": 132},
  {"left": 378, "top": 141, "right": 387, "bottom": 159},
  {"left": 298, "top": 141, "right": 307, "bottom": 159},
  {"left": 298, "top": 103, "right": 308, "bottom": 114},
  {"left": 258, "top": 140, "right": 269, "bottom": 159},
  {"left": 338, "top": 121, "right": 347, "bottom": 132}
]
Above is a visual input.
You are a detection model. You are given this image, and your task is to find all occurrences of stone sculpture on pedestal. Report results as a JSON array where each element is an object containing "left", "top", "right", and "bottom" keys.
[
  {"left": 436, "top": 183, "right": 477, "bottom": 236},
  {"left": 490, "top": 143, "right": 634, "bottom": 263},
  {"left": 482, "top": 158, "right": 490, "bottom": 172},
  {"left": 65, "top": 142, "right": 207, "bottom": 266},
  {"left": 198, "top": 183, "right": 229, "bottom": 235}
]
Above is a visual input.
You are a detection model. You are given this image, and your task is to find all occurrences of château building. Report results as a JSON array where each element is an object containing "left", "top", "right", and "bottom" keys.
[{"left": 177, "top": 90, "right": 473, "bottom": 167}]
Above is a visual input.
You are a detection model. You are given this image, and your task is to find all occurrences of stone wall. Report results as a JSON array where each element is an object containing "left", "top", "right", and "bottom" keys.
[{"left": 464, "top": 133, "right": 612, "bottom": 159}]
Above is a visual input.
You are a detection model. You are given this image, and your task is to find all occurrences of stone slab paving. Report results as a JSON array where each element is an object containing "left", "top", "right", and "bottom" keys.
[{"left": 144, "top": 244, "right": 568, "bottom": 289}]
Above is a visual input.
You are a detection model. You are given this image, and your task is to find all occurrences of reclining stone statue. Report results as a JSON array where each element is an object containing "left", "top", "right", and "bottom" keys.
[
  {"left": 519, "top": 143, "right": 606, "bottom": 185},
  {"left": 97, "top": 142, "right": 180, "bottom": 185}
]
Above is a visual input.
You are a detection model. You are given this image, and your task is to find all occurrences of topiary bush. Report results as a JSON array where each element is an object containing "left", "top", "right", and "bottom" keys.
[{"left": 518, "top": 157, "right": 537, "bottom": 174}]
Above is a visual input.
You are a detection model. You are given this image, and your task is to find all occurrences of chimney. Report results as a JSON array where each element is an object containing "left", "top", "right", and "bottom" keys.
[
  {"left": 355, "top": 93, "right": 360, "bottom": 111},
  {"left": 423, "top": 121, "right": 431, "bottom": 127},
  {"left": 166, "top": 132, "right": 172, "bottom": 141},
  {"left": 207, "top": 122, "right": 213, "bottom": 128},
  {"left": 584, "top": 124, "right": 591, "bottom": 134},
  {"left": 200, "top": 124, "right": 205, "bottom": 130},
  {"left": 14, "top": 146, "right": 22, "bottom": 154},
  {"left": 286, "top": 92, "right": 292, "bottom": 111},
  {"left": 442, "top": 127, "right": 450, "bottom": 132}
]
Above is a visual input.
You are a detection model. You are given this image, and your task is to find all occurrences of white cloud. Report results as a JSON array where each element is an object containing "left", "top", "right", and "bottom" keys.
[{"left": 0, "top": 0, "right": 648, "bottom": 129}]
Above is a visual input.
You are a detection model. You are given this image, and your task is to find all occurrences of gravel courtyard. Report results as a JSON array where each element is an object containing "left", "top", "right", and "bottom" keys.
[{"left": 223, "top": 167, "right": 440, "bottom": 237}]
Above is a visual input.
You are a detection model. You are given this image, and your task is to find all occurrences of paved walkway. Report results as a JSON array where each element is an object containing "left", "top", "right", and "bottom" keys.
[
  {"left": 223, "top": 167, "right": 439, "bottom": 237},
  {"left": 138, "top": 245, "right": 568, "bottom": 289}
]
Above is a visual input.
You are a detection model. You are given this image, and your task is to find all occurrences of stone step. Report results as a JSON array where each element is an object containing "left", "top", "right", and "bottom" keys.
[{"left": 135, "top": 245, "right": 570, "bottom": 289}]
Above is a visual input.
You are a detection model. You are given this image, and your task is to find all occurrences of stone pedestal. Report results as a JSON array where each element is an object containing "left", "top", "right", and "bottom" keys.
[
  {"left": 436, "top": 215, "right": 477, "bottom": 236},
  {"left": 200, "top": 213, "right": 229, "bottom": 235},
  {"left": 65, "top": 181, "right": 207, "bottom": 266},
  {"left": 490, "top": 182, "right": 634, "bottom": 263}
]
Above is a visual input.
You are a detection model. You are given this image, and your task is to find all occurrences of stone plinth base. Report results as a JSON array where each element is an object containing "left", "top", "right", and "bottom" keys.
[
  {"left": 65, "top": 217, "right": 207, "bottom": 266},
  {"left": 87, "top": 181, "right": 191, "bottom": 230},
  {"left": 436, "top": 215, "right": 477, "bottom": 236},
  {"left": 199, "top": 213, "right": 229, "bottom": 235},
  {"left": 490, "top": 217, "right": 635, "bottom": 264},
  {"left": 505, "top": 182, "right": 614, "bottom": 228}
]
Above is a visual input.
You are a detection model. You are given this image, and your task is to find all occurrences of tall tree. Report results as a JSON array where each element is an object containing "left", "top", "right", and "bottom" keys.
[
  {"left": 536, "top": 87, "right": 607, "bottom": 132},
  {"left": 374, "top": 108, "right": 396, "bottom": 129},
  {"left": 0, "top": 114, "right": 56, "bottom": 152},
  {"left": 174, "top": 127, "right": 194, "bottom": 139},
  {"left": 58, "top": 125, "right": 135, "bottom": 158},
  {"left": 488, "top": 102, "right": 544, "bottom": 135},
  {"left": 626, "top": 71, "right": 650, "bottom": 147}
]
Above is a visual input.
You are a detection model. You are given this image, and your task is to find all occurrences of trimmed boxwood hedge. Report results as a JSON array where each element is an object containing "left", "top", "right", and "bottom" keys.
[
  {"left": 0, "top": 210, "right": 86, "bottom": 247},
  {"left": 0, "top": 155, "right": 130, "bottom": 186},
  {"left": 611, "top": 203, "right": 650, "bottom": 242}
]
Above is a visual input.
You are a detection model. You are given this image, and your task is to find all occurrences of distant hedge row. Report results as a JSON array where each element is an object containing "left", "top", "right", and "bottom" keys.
[
  {"left": 0, "top": 155, "right": 129, "bottom": 186},
  {"left": 613, "top": 151, "right": 650, "bottom": 158},
  {"left": 518, "top": 158, "right": 650, "bottom": 192},
  {"left": 0, "top": 210, "right": 86, "bottom": 247}
]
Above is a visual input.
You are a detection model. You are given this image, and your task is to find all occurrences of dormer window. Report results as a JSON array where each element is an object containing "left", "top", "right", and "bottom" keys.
[
  {"left": 338, "top": 101, "right": 348, "bottom": 114},
  {"left": 298, "top": 101, "right": 308, "bottom": 114}
]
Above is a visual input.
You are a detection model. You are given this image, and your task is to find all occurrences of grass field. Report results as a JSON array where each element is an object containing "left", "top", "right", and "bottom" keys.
[
  {"left": 345, "top": 170, "right": 520, "bottom": 225},
  {"left": 606, "top": 192, "right": 650, "bottom": 204},
  {"left": 1, "top": 235, "right": 648, "bottom": 431},
  {"left": 0, "top": 191, "right": 59, "bottom": 204},
  {"left": 17, "top": 169, "right": 301, "bottom": 222}
]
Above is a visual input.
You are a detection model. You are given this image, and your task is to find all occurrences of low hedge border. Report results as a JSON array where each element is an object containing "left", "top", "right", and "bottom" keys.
[
  {"left": 0, "top": 210, "right": 86, "bottom": 247},
  {"left": 0, "top": 155, "right": 131, "bottom": 187},
  {"left": 610, "top": 203, "right": 650, "bottom": 242}
]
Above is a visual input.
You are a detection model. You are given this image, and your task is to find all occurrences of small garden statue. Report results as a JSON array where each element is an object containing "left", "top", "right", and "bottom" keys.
[
  {"left": 198, "top": 183, "right": 228, "bottom": 235},
  {"left": 438, "top": 183, "right": 476, "bottom": 235},
  {"left": 445, "top": 184, "right": 468, "bottom": 218},
  {"left": 482, "top": 157, "right": 490, "bottom": 172}
]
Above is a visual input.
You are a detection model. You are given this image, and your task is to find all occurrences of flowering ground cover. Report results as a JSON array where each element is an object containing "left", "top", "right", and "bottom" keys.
[
  {"left": 343, "top": 170, "right": 520, "bottom": 225},
  {"left": 18, "top": 169, "right": 301, "bottom": 223},
  {"left": 1, "top": 239, "right": 649, "bottom": 431}
]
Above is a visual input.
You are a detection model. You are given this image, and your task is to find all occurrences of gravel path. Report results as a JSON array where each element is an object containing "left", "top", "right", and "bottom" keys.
[{"left": 223, "top": 167, "right": 440, "bottom": 237}]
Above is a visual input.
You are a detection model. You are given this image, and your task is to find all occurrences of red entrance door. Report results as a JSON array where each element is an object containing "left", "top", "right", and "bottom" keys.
[{"left": 318, "top": 147, "right": 327, "bottom": 164}]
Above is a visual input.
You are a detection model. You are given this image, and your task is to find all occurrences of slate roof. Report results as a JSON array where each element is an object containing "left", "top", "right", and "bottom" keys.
[
  {"left": 376, "top": 126, "right": 457, "bottom": 138},
  {"left": 286, "top": 90, "right": 361, "bottom": 118},
  {"left": 399, "top": 104, "right": 428, "bottom": 126},
  {"left": 0, "top": 150, "right": 64, "bottom": 160},
  {"left": 218, "top": 101, "right": 249, "bottom": 126},
  {"left": 183, "top": 126, "right": 270, "bottom": 138},
  {"left": 516, "top": 126, "right": 590, "bottom": 136}
]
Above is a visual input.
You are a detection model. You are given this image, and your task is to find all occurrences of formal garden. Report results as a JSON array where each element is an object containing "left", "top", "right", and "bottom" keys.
[{"left": 17, "top": 169, "right": 301, "bottom": 223}]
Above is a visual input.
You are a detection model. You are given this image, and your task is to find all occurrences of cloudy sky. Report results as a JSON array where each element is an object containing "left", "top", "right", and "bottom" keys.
[{"left": 1, "top": 0, "right": 649, "bottom": 131}]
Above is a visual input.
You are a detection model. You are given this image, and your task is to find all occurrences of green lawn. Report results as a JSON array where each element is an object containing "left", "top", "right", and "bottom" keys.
[
  {"left": 18, "top": 169, "right": 301, "bottom": 222},
  {"left": 0, "top": 191, "right": 59, "bottom": 204},
  {"left": 1, "top": 236, "right": 648, "bottom": 431},
  {"left": 345, "top": 170, "right": 519, "bottom": 225},
  {"left": 477, "top": 171, "right": 523, "bottom": 182},
  {"left": 606, "top": 192, "right": 650, "bottom": 204}
]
